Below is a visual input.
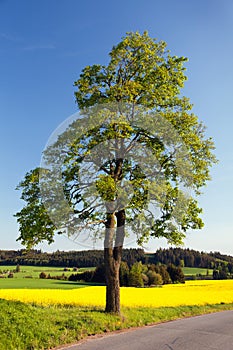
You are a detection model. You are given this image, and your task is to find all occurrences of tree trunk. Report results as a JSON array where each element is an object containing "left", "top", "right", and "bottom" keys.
[
  {"left": 104, "top": 246, "right": 121, "bottom": 314},
  {"left": 104, "top": 210, "right": 125, "bottom": 314}
]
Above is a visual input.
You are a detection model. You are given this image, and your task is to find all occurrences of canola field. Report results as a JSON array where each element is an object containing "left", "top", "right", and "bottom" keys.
[{"left": 0, "top": 280, "right": 233, "bottom": 308}]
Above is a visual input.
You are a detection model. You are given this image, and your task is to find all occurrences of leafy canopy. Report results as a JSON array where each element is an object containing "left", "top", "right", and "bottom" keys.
[{"left": 15, "top": 31, "right": 216, "bottom": 249}]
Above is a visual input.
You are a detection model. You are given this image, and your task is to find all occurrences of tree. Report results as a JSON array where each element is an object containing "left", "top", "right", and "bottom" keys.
[
  {"left": 167, "top": 264, "right": 185, "bottom": 283},
  {"left": 179, "top": 259, "right": 185, "bottom": 268},
  {"left": 147, "top": 270, "right": 163, "bottom": 286},
  {"left": 92, "top": 264, "right": 106, "bottom": 283},
  {"left": 15, "top": 31, "right": 216, "bottom": 314},
  {"left": 128, "top": 262, "right": 144, "bottom": 287},
  {"left": 153, "top": 264, "right": 171, "bottom": 284},
  {"left": 15, "top": 264, "right": 21, "bottom": 273},
  {"left": 119, "top": 261, "right": 130, "bottom": 286}
]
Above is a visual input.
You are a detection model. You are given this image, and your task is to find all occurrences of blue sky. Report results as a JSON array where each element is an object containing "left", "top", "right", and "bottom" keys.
[{"left": 0, "top": 0, "right": 232, "bottom": 254}]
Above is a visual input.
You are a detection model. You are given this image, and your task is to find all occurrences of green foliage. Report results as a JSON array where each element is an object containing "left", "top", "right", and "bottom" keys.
[
  {"left": 119, "top": 261, "right": 130, "bottom": 286},
  {"left": 15, "top": 168, "right": 56, "bottom": 249},
  {"left": 74, "top": 31, "right": 188, "bottom": 108},
  {"left": 2, "top": 247, "right": 231, "bottom": 274},
  {"left": 69, "top": 270, "right": 95, "bottom": 282},
  {"left": 39, "top": 271, "right": 47, "bottom": 279},
  {"left": 147, "top": 247, "right": 233, "bottom": 270},
  {"left": 69, "top": 264, "right": 106, "bottom": 283},
  {"left": 213, "top": 268, "right": 230, "bottom": 280},
  {"left": 92, "top": 264, "right": 106, "bottom": 283},
  {"left": 0, "top": 248, "right": 145, "bottom": 268},
  {"left": 15, "top": 32, "right": 216, "bottom": 260},
  {"left": 155, "top": 265, "right": 172, "bottom": 284},
  {"left": 146, "top": 270, "right": 163, "bottom": 286},
  {"left": 128, "top": 262, "right": 144, "bottom": 287},
  {"left": 167, "top": 264, "right": 185, "bottom": 283}
]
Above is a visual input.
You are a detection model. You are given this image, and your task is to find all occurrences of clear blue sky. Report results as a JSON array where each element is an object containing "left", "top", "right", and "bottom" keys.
[{"left": 1, "top": 0, "right": 232, "bottom": 254}]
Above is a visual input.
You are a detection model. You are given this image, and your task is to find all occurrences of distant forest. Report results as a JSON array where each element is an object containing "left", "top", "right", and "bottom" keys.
[{"left": 1, "top": 248, "right": 233, "bottom": 272}]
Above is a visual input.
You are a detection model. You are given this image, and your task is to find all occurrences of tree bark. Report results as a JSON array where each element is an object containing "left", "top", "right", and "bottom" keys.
[
  {"left": 104, "top": 246, "right": 121, "bottom": 314},
  {"left": 104, "top": 210, "right": 125, "bottom": 314}
]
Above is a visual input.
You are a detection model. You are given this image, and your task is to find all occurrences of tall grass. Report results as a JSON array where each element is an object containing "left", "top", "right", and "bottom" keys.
[{"left": 1, "top": 299, "right": 233, "bottom": 350}]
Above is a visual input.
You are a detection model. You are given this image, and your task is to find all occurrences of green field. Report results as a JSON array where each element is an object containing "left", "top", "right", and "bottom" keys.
[
  {"left": 0, "top": 265, "right": 214, "bottom": 290},
  {"left": 0, "top": 265, "right": 95, "bottom": 289},
  {"left": 182, "top": 267, "right": 213, "bottom": 276},
  {"left": 0, "top": 265, "right": 95, "bottom": 277}
]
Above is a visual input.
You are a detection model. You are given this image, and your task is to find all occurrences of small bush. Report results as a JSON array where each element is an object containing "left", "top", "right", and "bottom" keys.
[
  {"left": 39, "top": 272, "right": 47, "bottom": 279},
  {"left": 147, "top": 270, "right": 163, "bottom": 286},
  {"left": 68, "top": 270, "right": 95, "bottom": 282}
]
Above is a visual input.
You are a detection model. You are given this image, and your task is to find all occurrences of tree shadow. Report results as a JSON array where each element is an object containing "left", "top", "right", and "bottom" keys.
[{"left": 52, "top": 280, "right": 105, "bottom": 287}]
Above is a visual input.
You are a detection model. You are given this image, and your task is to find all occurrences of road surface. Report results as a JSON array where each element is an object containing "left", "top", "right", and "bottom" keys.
[{"left": 57, "top": 310, "right": 233, "bottom": 350}]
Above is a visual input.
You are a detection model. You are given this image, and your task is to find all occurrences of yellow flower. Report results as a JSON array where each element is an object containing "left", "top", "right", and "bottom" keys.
[{"left": 0, "top": 280, "right": 233, "bottom": 308}]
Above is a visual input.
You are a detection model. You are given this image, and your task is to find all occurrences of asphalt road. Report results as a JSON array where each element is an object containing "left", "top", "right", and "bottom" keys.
[{"left": 58, "top": 310, "right": 233, "bottom": 350}]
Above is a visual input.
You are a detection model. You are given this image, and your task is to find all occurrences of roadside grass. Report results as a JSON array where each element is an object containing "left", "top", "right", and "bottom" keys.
[{"left": 0, "top": 299, "right": 233, "bottom": 350}]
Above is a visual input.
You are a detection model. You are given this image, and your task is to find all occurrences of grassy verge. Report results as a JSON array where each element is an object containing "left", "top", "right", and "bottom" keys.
[{"left": 0, "top": 299, "right": 233, "bottom": 350}]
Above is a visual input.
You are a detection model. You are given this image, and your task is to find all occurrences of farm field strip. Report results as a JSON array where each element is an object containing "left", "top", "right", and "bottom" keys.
[
  {"left": 182, "top": 267, "right": 213, "bottom": 276},
  {"left": 0, "top": 265, "right": 96, "bottom": 289},
  {"left": 0, "top": 265, "right": 94, "bottom": 277},
  {"left": 1, "top": 280, "right": 233, "bottom": 308},
  {"left": 0, "top": 277, "right": 89, "bottom": 289}
]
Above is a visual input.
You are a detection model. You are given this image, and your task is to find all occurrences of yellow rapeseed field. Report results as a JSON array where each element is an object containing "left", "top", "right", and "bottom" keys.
[{"left": 0, "top": 280, "right": 233, "bottom": 308}]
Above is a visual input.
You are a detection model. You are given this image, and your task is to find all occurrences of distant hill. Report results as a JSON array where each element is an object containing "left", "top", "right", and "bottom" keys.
[
  {"left": 0, "top": 248, "right": 145, "bottom": 268},
  {"left": 145, "top": 248, "right": 233, "bottom": 272},
  {"left": 0, "top": 247, "right": 233, "bottom": 272}
]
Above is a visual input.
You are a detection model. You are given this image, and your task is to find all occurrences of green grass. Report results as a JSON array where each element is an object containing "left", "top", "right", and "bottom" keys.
[
  {"left": 0, "top": 265, "right": 96, "bottom": 289},
  {"left": 182, "top": 267, "right": 213, "bottom": 276},
  {"left": 0, "top": 265, "right": 95, "bottom": 278},
  {"left": 0, "top": 299, "right": 233, "bottom": 350},
  {"left": 0, "top": 265, "right": 214, "bottom": 288},
  {"left": 0, "top": 278, "right": 92, "bottom": 289}
]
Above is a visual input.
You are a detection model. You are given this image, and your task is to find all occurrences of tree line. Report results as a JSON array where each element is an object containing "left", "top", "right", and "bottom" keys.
[
  {"left": 1, "top": 247, "right": 233, "bottom": 272},
  {"left": 0, "top": 248, "right": 145, "bottom": 268},
  {"left": 146, "top": 247, "right": 233, "bottom": 272},
  {"left": 66, "top": 262, "right": 185, "bottom": 286}
]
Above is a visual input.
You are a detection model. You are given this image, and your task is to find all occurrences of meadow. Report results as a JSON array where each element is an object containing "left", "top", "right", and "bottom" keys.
[
  {"left": 0, "top": 265, "right": 95, "bottom": 278},
  {"left": 182, "top": 267, "right": 213, "bottom": 276},
  {"left": 0, "top": 265, "right": 95, "bottom": 289}
]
